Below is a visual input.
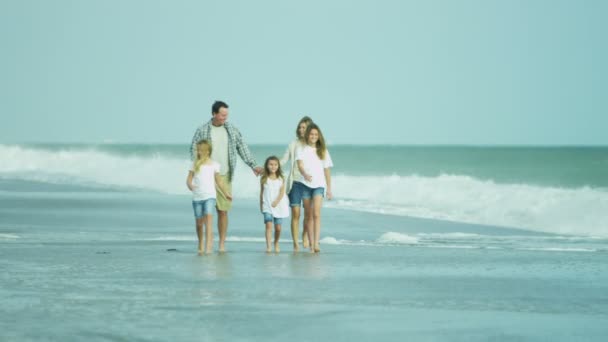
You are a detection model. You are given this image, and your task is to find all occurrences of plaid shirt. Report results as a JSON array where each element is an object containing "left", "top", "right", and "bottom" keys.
[{"left": 190, "top": 119, "right": 258, "bottom": 181}]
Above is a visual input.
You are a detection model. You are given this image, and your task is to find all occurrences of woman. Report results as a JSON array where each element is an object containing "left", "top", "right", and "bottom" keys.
[{"left": 280, "top": 116, "right": 313, "bottom": 251}]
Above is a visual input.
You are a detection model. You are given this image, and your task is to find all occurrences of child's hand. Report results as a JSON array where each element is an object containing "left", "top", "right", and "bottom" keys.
[
  {"left": 271, "top": 200, "right": 278, "bottom": 208},
  {"left": 304, "top": 173, "right": 313, "bottom": 182},
  {"left": 226, "top": 193, "right": 233, "bottom": 201},
  {"left": 326, "top": 189, "right": 333, "bottom": 200}
]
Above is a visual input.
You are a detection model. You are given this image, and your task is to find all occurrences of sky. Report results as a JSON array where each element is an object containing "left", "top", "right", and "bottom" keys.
[{"left": 1, "top": 0, "right": 607, "bottom": 145}]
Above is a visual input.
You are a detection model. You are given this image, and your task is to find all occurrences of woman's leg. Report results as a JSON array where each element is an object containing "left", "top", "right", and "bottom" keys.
[
  {"left": 290, "top": 206, "right": 300, "bottom": 251},
  {"left": 312, "top": 195, "right": 323, "bottom": 252},
  {"left": 302, "top": 224, "right": 310, "bottom": 248}
]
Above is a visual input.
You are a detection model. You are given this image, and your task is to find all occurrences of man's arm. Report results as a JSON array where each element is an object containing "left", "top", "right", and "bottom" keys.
[{"left": 233, "top": 127, "right": 260, "bottom": 172}]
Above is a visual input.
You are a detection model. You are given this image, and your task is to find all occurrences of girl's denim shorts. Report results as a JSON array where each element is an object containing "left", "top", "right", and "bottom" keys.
[
  {"left": 288, "top": 181, "right": 324, "bottom": 207},
  {"left": 262, "top": 212, "right": 283, "bottom": 225},
  {"left": 192, "top": 198, "right": 216, "bottom": 218}
]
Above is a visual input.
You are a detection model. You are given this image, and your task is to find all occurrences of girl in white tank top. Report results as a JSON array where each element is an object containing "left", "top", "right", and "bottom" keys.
[{"left": 260, "top": 156, "right": 289, "bottom": 253}]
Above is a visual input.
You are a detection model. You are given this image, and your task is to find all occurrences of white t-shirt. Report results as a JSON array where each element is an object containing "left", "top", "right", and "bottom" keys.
[
  {"left": 262, "top": 177, "right": 290, "bottom": 218},
  {"left": 190, "top": 161, "right": 221, "bottom": 201},
  {"left": 210, "top": 124, "right": 229, "bottom": 175},
  {"left": 294, "top": 145, "right": 333, "bottom": 189}
]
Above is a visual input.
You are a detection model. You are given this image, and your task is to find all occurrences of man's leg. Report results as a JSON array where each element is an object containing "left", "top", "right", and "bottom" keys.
[
  {"left": 215, "top": 175, "right": 232, "bottom": 252},
  {"left": 217, "top": 209, "right": 228, "bottom": 252}
]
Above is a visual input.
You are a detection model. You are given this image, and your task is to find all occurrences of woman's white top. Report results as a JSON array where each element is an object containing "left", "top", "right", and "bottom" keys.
[
  {"left": 190, "top": 161, "right": 220, "bottom": 201},
  {"left": 280, "top": 139, "right": 303, "bottom": 194},
  {"left": 294, "top": 145, "right": 333, "bottom": 189},
  {"left": 262, "top": 177, "right": 290, "bottom": 218}
]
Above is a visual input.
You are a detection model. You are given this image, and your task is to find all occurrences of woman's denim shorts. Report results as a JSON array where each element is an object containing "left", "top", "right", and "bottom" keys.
[
  {"left": 288, "top": 181, "right": 324, "bottom": 207},
  {"left": 192, "top": 198, "right": 216, "bottom": 218},
  {"left": 263, "top": 212, "right": 283, "bottom": 225}
]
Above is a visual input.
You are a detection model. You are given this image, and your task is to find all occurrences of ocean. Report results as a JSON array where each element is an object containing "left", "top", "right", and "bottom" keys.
[{"left": 1, "top": 143, "right": 607, "bottom": 341}]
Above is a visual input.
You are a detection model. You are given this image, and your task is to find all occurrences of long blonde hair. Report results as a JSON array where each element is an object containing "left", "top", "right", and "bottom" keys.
[
  {"left": 305, "top": 123, "right": 327, "bottom": 160},
  {"left": 194, "top": 140, "right": 212, "bottom": 173}
]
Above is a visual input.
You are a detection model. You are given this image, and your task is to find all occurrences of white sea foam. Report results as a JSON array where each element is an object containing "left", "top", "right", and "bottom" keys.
[
  {"left": 143, "top": 236, "right": 267, "bottom": 243},
  {"left": 517, "top": 247, "right": 598, "bottom": 253},
  {"left": 0, "top": 233, "right": 20, "bottom": 240},
  {"left": 144, "top": 236, "right": 195, "bottom": 241},
  {"left": 319, "top": 237, "right": 341, "bottom": 245},
  {"left": 417, "top": 233, "right": 484, "bottom": 239},
  {"left": 225, "top": 236, "right": 266, "bottom": 243},
  {"left": 2, "top": 144, "right": 608, "bottom": 237},
  {"left": 376, "top": 232, "right": 420, "bottom": 244},
  {"left": 50, "top": 233, "right": 606, "bottom": 252}
]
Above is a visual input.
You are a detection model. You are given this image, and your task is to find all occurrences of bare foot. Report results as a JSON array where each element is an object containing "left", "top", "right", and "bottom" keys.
[
  {"left": 293, "top": 243, "right": 299, "bottom": 252},
  {"left": 266, "top": 247, "right": 272, "bottom": 253},
  {"left": 314, "top": 244, "right": 321, "bottom": 253},
  {"left": 274, "top": 243, "right": 280, "bottom": 253},
  {"left": 219, "top": 244, "right": 225, "bottom": 253},
  {"left": 303, "top": 240, "right": 309, "bottom": 249}
]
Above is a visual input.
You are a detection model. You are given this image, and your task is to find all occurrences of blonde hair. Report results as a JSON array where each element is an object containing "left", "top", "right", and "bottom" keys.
[{"left": 194, "top": 140, "right": 212, "bottom": 173}]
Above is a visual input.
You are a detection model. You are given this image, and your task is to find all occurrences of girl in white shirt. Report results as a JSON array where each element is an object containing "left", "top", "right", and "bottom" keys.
[
  {"left": 186, "top": 140, "right": 232, "bottom": 254},
  {"left": 294, "top": 123, "right": 333, "bottom": 253},
  {"left": 280, "top": 116, "right": 313, "bottom": 251},
  {"left": 260, "top": 156, "right": 290, "bottom": 253}
]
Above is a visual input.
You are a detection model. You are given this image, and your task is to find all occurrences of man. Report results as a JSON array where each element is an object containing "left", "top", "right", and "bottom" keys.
[{"left": 190, "top": 101, "right": 263, "bottom": 252}]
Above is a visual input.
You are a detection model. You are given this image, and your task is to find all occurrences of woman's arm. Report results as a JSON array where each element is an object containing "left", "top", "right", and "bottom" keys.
[{"left": 279, "top": 142, "right": 292, "bottom": 167}]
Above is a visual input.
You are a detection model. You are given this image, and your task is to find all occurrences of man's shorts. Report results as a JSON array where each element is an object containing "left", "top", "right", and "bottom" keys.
[{"left": 216, "top": 175, "right": 232, "bottom": 211}]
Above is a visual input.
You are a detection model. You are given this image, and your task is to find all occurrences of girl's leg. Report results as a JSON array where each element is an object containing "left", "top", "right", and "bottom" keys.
[
  {"left": 302, "top": 198, "right": 314, "bottom": 253},
  {"left": 204, "top": 214, "right": 213, "bottom": 253},
  {"left": 274, "top": 223, "right": 282, "bottom": 252},
  {"left": 312, "top": 195, "right": 323, "bottom": 252},
  {"left": 196, "top": 218, "right": 204, "bottom": 253},
  {"left": 265, "top": 221, "right": 273, "bottom": 253},
  {"left": 290, "top": 206, "right": 300, "bottom": 251}
]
